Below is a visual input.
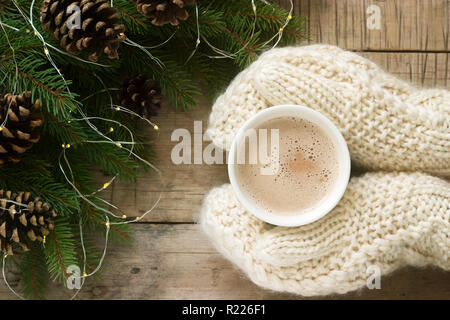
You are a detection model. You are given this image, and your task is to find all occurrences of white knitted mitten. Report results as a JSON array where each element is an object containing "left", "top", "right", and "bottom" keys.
[
  {"left": 201, "top": 172, "right": 450, "bottom": 296},
  {"left": 202, "top": 45, "right": 450, "bottom": 296},
  {"left": 206, "top": 45, "right": 450, "bottom": 175}
]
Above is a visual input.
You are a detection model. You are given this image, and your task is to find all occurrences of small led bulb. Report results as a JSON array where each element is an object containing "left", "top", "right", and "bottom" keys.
[
  {"left": 122, "top": 215, "right": 127, "bottom": 219},
  {"left": 103, "top": 182, "right": 111, "bottom": 189},
  {"left": 83, "top": 272, "right": 87, "bottom": 277},
  {"left": 115, "top": 106, "right": 121, "bottom": 111},
  {"left": 116, "top": 142, "right": 122, "bottom": 147},
  {"left": 105, "top": 221, "right": 110, "bottom": 228},
  {"left": 196, "top": 39, "right": 201, "bottom": 45},
  {"left": 154, "top": 125, "right": 159, "bottom": 131},
  {"left": 44, "top": 48, "right": 49, "bottom": 55},
  {"left": 109, "top": 127, "right": 114, "bottom": 132}
]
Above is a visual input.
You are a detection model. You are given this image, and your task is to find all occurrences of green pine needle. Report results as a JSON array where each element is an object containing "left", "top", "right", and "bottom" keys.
[{"left": 0, "top": 0, "right": 307, "bottom": 299}]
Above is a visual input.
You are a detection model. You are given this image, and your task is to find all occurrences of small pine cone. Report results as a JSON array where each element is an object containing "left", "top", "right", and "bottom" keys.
[
  {"left": 40, "top": 0, "right": 126, "bottom": 61},
  {"left": 133, "top": 0, "right": 195, "bottom": 26},
  {"left": 0, "top": 190, "right": 57, "bottom": 255},
  {"left": 118, "top": 75, "right": 163, "bottom": 119},
  {"left": 0, "top": 92, "right": 43, "bottom": 166}
]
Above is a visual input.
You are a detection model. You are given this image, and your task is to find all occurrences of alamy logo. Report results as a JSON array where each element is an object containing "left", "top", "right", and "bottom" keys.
[
  {"left": 171, "top": 121, "right": 280, "bottom": 175},
  {"left": 66, "top": 4, "right": 81, "bottom": 30},
  {"left": 235, "top": 127, "right": 280, "bottom": 175},
  {"left": 366, "top": 5, "right": 381, "bottom": 30},
  {"left": 66, "top": 265, "right": 82, "bottom": 290},
  {"left": 366, "top": 264, "right": 381, "bottom": 289}
]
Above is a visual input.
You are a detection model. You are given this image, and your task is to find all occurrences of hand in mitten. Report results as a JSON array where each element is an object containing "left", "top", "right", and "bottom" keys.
[
  {"left": 201, "top": 44, "right": 450, "bottom": 296},
  {"left": 206, "top": 45, "right": 450, "bottom": 176},
  {"left": 201, "top": 173, "right": 449, "bottom": 296}
]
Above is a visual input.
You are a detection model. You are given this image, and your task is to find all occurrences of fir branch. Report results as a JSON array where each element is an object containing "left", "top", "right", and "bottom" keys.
[
  {"left": 0, "top": 0, "right": 308, "bottom": 299},
  {"left": 83, "top": 204, "right": 131, "bottom": 243},
  {"left": 18, "top": 243, "right": 48, "bottom": 300},
  {"left": 0, "top": 160, "right": 80, "bottom": 215},
  {"left": 44, "top": 217, "right": 79, "bottom": 283}
]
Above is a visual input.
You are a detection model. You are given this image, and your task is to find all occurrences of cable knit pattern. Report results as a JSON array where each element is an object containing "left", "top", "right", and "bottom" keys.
[
  {"left": 206, "top": 45, "right": 450, "bottom": 175},
  {"left": 201, "top": 173, "right": 450, "bottom": 296},
  {"left": 202, "top": 45, "right": 450, "bottom": 296}
]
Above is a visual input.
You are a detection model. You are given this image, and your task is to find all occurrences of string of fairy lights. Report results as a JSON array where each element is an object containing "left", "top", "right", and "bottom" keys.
[
  {"left": 0, "top": 16, "right": 18, "bottom": 129},
  {"left": 0, "top": 0, "right": 294, "bottom": 299}
]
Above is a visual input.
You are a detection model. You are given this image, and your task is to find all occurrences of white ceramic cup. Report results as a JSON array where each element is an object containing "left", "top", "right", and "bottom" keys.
[{"left": 228, "top": 105, "right": 351, "bottom": 227}]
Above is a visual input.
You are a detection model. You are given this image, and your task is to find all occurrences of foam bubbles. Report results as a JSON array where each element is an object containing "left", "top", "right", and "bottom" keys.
[{"left": 235, "top": 116, "right": 340, "bottom": 216}]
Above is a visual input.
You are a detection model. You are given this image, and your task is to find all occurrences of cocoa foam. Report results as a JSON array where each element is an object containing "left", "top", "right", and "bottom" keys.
[{"left": 235, "top": 117, "right": 340, "bottom": 216}]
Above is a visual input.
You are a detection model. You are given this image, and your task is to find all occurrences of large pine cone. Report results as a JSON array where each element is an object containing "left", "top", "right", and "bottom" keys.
[
  {"left": 118, "top": 75, "right": 162, "bottom": 119},
  {"left": 40, "top": 0, "right": 126, "bottom": 61},
  {"left": 0, "top": 190, "right": 57, "bottom": 255},
  {"left": 133, "top": 0, "right": 195, "bottom": 26},
  {"left": 0, "top": 92, "right": 42, "bottom": 166}
]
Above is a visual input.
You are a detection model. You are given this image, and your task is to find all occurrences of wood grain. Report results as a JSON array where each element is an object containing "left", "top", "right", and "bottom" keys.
[
  {"left": 360, "top": 52, "right": 450, "bottom": 87},
  {"left": 2, "top": 224, "right": 449, "bottom": 300},
  {"left": 107, "top": 95, "right": 229, "bottom": 223},
  {"left": 299, "top": 0, "right": 450, "bottom": 51}
]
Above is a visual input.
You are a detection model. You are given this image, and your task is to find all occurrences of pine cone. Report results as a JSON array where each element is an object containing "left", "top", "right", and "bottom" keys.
[
  {"left": 0, "top": 190, "right": 57, "bottom": 255},
  {"left": 132, "top": 0, "right": 195, "bottom": 26},
  {"left": 118, "top": 75, "right": 162, "bottom": 119},
  {"left": 40, "top": 0, "right": 126, "bottom": 61},
  {"left": 0, "top": 92, "right": 42, "bottom": 166}
]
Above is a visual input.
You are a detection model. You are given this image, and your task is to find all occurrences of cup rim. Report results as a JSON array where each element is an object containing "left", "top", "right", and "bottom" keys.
[{"left": 228, "top": 105, "right": 351, "bottom": 227}]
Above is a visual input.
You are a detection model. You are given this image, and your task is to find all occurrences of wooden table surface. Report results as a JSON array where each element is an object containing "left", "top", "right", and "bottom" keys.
[{"left": 1, "top": 0, "right": 449, "bottom": 299}]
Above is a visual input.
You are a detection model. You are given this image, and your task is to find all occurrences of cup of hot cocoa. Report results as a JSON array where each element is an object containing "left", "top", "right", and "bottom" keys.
[{"left": 228, "top": 105, "right": 351, "bottom": 227}]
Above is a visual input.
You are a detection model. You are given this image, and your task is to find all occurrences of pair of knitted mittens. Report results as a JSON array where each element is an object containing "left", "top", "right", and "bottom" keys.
[{"left": 201, "top": 45, "right": 450, "bottom": 296}]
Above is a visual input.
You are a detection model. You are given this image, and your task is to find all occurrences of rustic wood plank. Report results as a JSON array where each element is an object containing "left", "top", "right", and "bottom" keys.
[
  {"left": 360, "top": 52, "right": 450, "bottom": 87},
  {"left": 1, "top": 224, "right": 448, "bottom": 299},
  {"left": 302, "top": 0, "right": 450, "bottom": 51},
  {"left": 103, "top": 52, "right": 450, "bottom": 222},
  {"left": 107, "top": 95, "right": 229, "bottom": 222}
]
